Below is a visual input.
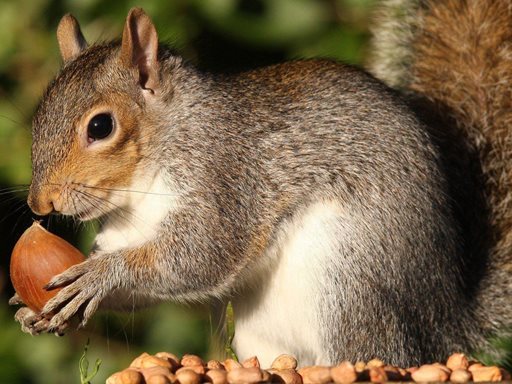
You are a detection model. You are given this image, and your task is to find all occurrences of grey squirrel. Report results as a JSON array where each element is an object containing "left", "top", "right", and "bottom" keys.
[{"left": 9, "top": 1, "right": 511, "bottom": 368}]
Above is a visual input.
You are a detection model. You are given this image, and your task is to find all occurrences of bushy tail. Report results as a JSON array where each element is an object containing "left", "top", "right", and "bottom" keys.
[{"left": 369, "top": 0, "right": 512, "bottom": 355}]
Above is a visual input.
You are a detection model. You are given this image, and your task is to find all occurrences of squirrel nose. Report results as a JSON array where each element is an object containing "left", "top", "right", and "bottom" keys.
[{"left": 27, "top": 188, "right": 57, "bottom": 216}]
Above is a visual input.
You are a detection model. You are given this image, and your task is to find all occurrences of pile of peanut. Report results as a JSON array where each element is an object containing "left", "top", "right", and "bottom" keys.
[{"left": 106, "top": 352, "right": 511, "bottom": 384}]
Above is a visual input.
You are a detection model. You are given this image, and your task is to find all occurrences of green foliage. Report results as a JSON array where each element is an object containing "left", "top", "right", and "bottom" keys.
[
  {"left": 225, "top": 301, "right": 238, "bottom": 361},
  {"left": 79, "top": 339, "right": 102, "bottom": 384},
  {"left": 474, "top": 332, "right": 512, "bottom": 371}
]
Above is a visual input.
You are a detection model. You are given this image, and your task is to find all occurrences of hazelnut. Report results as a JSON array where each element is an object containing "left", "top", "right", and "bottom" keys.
[{"left": 10, "top": 221, "right": 85, "bottom": 312}]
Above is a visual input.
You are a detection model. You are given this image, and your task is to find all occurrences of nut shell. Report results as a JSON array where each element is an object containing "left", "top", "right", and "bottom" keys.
[{"left": 10, "top": 221, "right": 85, "bottom": 312}]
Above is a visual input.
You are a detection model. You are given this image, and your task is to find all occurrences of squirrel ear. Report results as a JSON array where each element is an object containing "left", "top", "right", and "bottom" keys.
[
  {"left": 121, "top": 7, "right": 160, "bottom": 92},
  {"left": 57, "top": 14, "right": 88, "bottom": 63}
]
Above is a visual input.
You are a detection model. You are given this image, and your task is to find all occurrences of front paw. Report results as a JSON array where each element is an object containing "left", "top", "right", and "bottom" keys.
[
  {"left": 14, "top": 307, "right": 68, "bottom": 336},
  {"left": 41, "top": 258, "right": 112, "bottom": 331}
]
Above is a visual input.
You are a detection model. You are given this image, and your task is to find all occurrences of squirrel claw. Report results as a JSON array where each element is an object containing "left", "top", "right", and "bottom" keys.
[
  {"left": 14, "top": 307, "right": 44, "bottom": 335},
  {"left": 14, "top": 306, "right": 69, "bottom": 336},
  {"left": 45, "top": 262, "right": 87, "bottom": 290},
  {"left": 9, "top": 293, "right": 23, "bottom": 306}
]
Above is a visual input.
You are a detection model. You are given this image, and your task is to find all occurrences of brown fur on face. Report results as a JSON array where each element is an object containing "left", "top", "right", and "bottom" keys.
[{"left": 29, "top": 44, "right": 145, "bottom": 219}]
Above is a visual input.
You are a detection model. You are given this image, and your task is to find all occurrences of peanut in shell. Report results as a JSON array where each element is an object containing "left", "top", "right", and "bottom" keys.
[
  {"left": 331, "top": 361, "right": 357, "bottom": 384},
  {"left": 227, "top": 367, "right": 266, "bottom": 384},
  {"left": 450, "top": 368, "right": 472, "bottom": 383},
  {"left": 271, "top": 354, "right": 298, "bottom": 371}
]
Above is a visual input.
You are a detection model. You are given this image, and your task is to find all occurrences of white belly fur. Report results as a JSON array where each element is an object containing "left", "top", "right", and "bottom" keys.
[
  {"left": 95, "top": 168, "right": 180, "bottom": 253},
  {"left": 232, "top": 201, "right": 344, "bottom": 368}
]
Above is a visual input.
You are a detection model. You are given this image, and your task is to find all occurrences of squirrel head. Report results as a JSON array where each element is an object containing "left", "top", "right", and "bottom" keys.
[{"left": 28, "top": 8, "right": 164, "bottom": 219}]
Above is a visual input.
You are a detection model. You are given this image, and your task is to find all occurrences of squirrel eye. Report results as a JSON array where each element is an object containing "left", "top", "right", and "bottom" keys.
[{"left": 87, "top": 113, "right": 114, "bottom": 142}]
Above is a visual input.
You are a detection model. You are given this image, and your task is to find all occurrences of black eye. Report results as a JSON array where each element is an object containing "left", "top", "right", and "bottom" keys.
[{"left": 87, "top": 113, "right": 114, "bottom": 142}]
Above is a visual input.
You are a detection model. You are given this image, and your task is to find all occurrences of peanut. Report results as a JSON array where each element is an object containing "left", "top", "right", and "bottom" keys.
[
  {"left": 106, "top": 369, "right": 144, "bottom": 384},
  {"left": 331, "top": 361, "right": 357, "bottom": 384},
  {"left": 271, "top": 354, "right": 298, "bottom": 371},
  {"left": 155, "top": 351, "right": 179, "bottom": 361},
  {"left": 227, "top": 367, "right": 266, "bottom": 384},
  {"left": 242, "top": 356, "right": 261, "bottom": 368},
  {"left": 176, "top": 368, "right": 201, "bottom": 384},
  {"left": 129, "top": 352, "right": 150, "bottom": 369},
  {"left": 206, "top": 368, "right": 228, "bottom": 384},
  {"left": 155, "top": 352, "right": 181, "bottom": 371},
  {"left": 411, "top": 364, "right": 449, "bottom": 382},
  {"left": 446, "top": 353, "right": 469, "bottom": 371},
  {"left": 468, "top": 362, "right": 484, "bottom": 372},
  {"left": 181, "top": 354, "right": 204, "bottom": 367},
  {"left": 369, "top": 367, "right": 388, "bottom": 383},
  {"left": 450, "top": 368, "right": 472, "bottom": 383},
  {"left": 146, "top": 375, "right": 172, "bottom": 384},
  {"left": 223, "top": 358, "right": 243, "bottom": 372},
  {"left": 270, "top": 368, "right": 303, "bottom": 384},
  {"left": 130, "top": 353, "right": 172, "bottom": 370},
  {"left": 471, "top": 366, "right": 503, "bottom": 382},
  {"left": 298, "top": 366, "right": 332, "bottom": 384},
  {"left": 140, "top": 366, "right": 176, "bottom": 384},
  {"left": 366, "top": 359, "right": 385, "bottom": 369},
  {"left": 176, "top": 365, "right": 206, "bottom": 375},
  {"left": 432, "top": 362, "right": 451, "bottom": 373},
  {"left": 207, "top": 360, "right": 225, "bottom": 370},
  {"left": 354, "top": 362, "right": 366, "bottom": 373}
]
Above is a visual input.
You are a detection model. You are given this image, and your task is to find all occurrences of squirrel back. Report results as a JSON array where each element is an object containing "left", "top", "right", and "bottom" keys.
[{"left": 369, "top": 0, "right": 512, "bottom": 353}]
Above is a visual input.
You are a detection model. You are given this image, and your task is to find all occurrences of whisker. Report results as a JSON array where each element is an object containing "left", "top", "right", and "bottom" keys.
[
  {"left": 70, "top": 189, "right": 85, "bottom": 227},
  {"left": 59, "top": 196, "right": 102, "bottom": 247},
  {"left": 8, "top": 199, "right": 30, "bottom": 217},
  {"left": 79, "top": 191, "right": 147, "bottom": 231},
  {"left": 72, "top": 190, "right": 109, "bottom": 218},
  {"left": 0, "top": 185, "right": 30, "bottom": 196},
  {"left": 78, "top": 183, "right": 206, "bottom": 208},
  {"left": 0, "top": 194, "right": 28, "bottom": 208},
  {"left": 0, "top": 199, "right": 29, "bottom": 230},
  {"left": 4, "top": 95, "right": 31, "bottom": 124},
  {"left": 80, "top": 184, "right": 182, "bottom": 197},
  {"left": 7, "top": 204, "right": 32, "bottom": 237},
  {"left": 0, "top": 113, "right": 25, "bottom": 127},
  {"left": 73, "top": 189, "right": 148, "bottom": 241}
]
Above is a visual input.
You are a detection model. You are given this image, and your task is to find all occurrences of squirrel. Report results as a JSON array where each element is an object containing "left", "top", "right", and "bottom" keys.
[{"left": 8, "top": 3, "right": 511, "bottom": 368}]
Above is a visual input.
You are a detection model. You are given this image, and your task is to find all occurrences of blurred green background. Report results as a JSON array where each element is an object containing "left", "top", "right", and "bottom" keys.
[{"left": 0, "top": 0, "right": 509, "bottom": 383}]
